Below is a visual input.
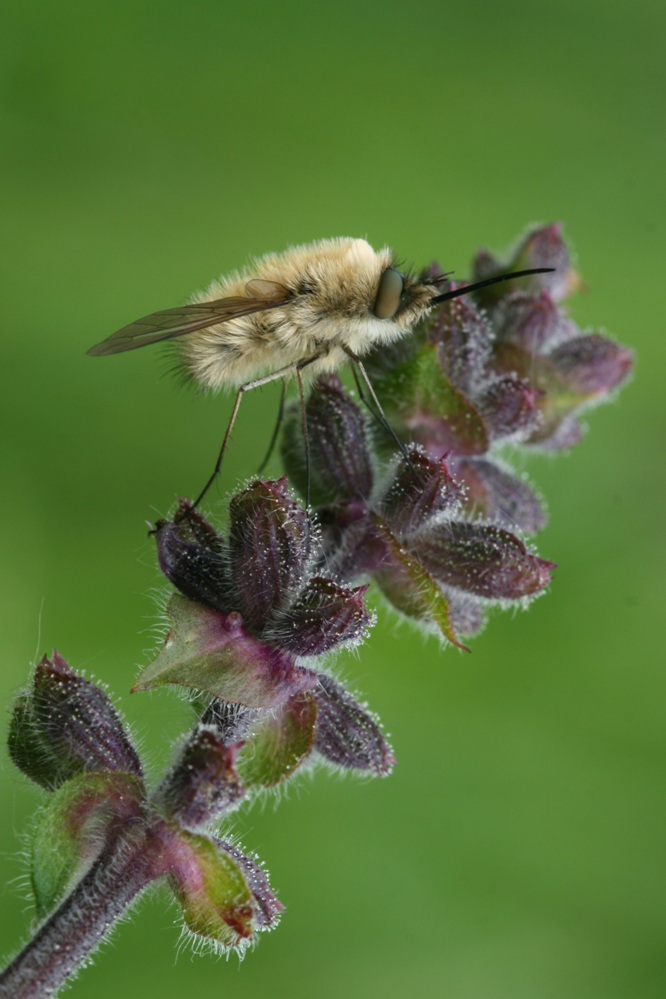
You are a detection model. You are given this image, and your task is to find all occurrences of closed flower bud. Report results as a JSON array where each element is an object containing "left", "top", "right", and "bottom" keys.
[
  {"left": 282, "top": 374, "right": 374, "bottom": 504},
  {"left": 548, "top": 333, "right": 633, "bottom": 398},
  {"left": 313, "top": 674, "right": 394, "bottom": 776},
  {"left": 166, "top": 830, "right": 274, "bottom": 951},
  {"left": 266, "top": 577, "right": 372, "bottom": 657},
  {"left": 413, "top": 521, "right": 555, "bottom": 600},
  {"left": 380, "top": 449, "right": 461, "bottom": 537},
  {"left": 493, "top": 291, "right": 569, "bottom": 352},
  {"left": 473, "top": 223, "right": 580, "bottom": 303},
  {"left": 154, "top": 504, "right": 234, "bottom": 615},
  {"left": 430, "top": 295, "right": 491, "bottom": 394},
  {"left": 443, "top": 589, "right": 487, "bottom": 638},
  {"left": 455, "top": 458, "right": 547, "bottom": 535},
  {"left": 9, "top": 651, "right": 142, "bottom": 790},
  {"left": 229, "top": 478, "right": 314, "bottom": 631},
  {"left": 156, "top": 725, "right": 245, "bottom": 829},
  {"left": 478, "top": 377, "right": 541, "bottom": 441},
  {"left": 216, "top": 841, "right": 284, "bottom": 930}
]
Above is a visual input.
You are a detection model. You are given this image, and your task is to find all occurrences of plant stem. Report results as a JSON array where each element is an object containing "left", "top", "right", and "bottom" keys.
[{"left": 0, "top": 824, "right": 161, "bottom": 999}]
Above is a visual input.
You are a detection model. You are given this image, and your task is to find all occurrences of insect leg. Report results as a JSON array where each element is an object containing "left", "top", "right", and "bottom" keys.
[
  {"left": 184, "top": 353, "right": 327, "bottom": 518},
  {"left": 296, "top": 367, "right": 311, "bottom": 508},
  {"left": 257, "top": 378, "right": 288, "bottom": 474},
  {"left": 185, "top": 365, "right": 303, "bottom": 517},
  {"left": 343, "top": 348, "right": 424, "bottom": 485}
]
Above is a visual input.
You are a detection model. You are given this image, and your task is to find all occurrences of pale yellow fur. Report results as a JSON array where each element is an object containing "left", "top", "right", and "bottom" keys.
[{"left": 179, "top": 237, "right": 436, "bottom": 391}]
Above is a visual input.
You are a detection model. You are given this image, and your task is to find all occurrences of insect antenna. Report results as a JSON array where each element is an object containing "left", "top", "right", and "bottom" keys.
[
  {"left": 431, "top": 267, "right": 555, "bottom": 304},
  {"left": 424, "top": 270, "right": 455, "bottom": 285}
]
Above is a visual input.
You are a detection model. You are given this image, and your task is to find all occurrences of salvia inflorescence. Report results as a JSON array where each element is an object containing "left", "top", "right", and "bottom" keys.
[{"left": 1, "top": 226, "right": 632, "bottom": 999}]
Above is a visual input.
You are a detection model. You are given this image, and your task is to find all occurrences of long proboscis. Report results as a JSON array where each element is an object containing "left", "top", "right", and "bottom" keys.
[{"left": 431, "top": 267, "right": 554, "bottom": 305}]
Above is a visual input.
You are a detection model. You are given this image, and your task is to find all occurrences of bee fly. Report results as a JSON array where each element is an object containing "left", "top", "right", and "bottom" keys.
[{"left": 88, "top": 237, "right": 552, "bottom": 507}]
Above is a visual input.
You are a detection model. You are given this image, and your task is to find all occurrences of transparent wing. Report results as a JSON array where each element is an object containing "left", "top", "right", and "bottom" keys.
[{"left": 88, "top": 281, "right": 293, "bottom": 357}]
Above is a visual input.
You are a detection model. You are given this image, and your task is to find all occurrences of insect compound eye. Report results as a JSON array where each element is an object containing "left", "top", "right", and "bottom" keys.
[{"left": 372, "top": 267, "right": 404, "bottom": 320}]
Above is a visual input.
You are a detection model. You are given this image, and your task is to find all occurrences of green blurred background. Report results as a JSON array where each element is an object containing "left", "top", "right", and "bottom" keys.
[{"left": 1, "top": 1, "right": 663, "bottom": 996}]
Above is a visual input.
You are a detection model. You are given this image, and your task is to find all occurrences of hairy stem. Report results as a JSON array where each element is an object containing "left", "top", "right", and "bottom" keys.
[{"left": 0, "top": 823, "right": 162, "bottom": 999}]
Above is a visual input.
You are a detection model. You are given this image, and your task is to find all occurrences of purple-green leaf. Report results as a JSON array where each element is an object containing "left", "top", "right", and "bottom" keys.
[
  {"left": 31, "top": 772, "right": 144, "bottom": 918},
  {"left": 371, "top": 516, "right": 468, "bottom": 650},
  {"left": 236, "top": 692, "right": 318, "bottom": 787},
  {"left": 168, "top": 830, "right": 256, "bottom": 949},
  {"left": 374, "top": 344, "right": 489, "bottom": 456},
  {"left": 133, "top": 595, "right": 316, "bottom": 708}
]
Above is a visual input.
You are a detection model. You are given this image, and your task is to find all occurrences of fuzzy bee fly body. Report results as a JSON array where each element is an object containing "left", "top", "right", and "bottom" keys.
[
  {"left": 90, "top": 238, "right": 449, "bottom": 382},
  {"left": 88, "top": 236, "right": 552, "bottom": 508}
]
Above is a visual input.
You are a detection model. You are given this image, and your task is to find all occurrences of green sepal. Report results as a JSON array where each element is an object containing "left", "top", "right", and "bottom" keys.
[
  {"left": 31, "top": 771, "right": 144, "bottom": 919},
  {"left": 133, "top": 595, "right": 314, "bottom": 708},
  {"left": 8, "top": 694, "right": 58, "bottom": 790},
  {"left": 168, "top": 830, "right": 254, "bottom": 948},
  {"left": 371, "top": 516, "right": 469, "bottom": 651},
  {"left": 236, "top": 692, "right": 318, "bottom": 787},
  {"left": 373, "top": 344, "right": 489, "bottom": 456}
]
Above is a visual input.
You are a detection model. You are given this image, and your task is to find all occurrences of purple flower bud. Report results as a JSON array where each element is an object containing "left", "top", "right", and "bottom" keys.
[
  {"left": 228, "top": 479, "right": 314, "bottom": 631},
  {"left": 380, "top": 449, "right": 461, "bottom": 537},
  {"left": 455, "top": 458, "right": 547, "bottom": 534},
  {"left": 313, "top": 674, "right": 394, "bottom": 776},
  {"left": 430, "top": 295, "right": 491, "bottom": 394},
  {"left": 154, "top": 504, "right": 234, "bottom": 615},
  {"left": 473, "top": 224, "right": 580, "bottom": 304},
  {"left": 157, "top": 726, "right": 245, "bottom": 829},
  {"left": 530, "top": 413, "right": 584, "bottom": 451},
  {"left": 412, "top": 522, "right": 555, "bottom": 600},
  {"left": 471, "top": 247, "right": 502, "bottom": 280},
  {"left": 282, "top": 374, "right": 374, "bottom": 503},
  {"left": 548, "top": 333, "right": 634, "bottom": 398},
  {"left": 509, "top": 224, "right": 581, "bottom": 302},
  {"left": 442, "top": 588, "right": 487, "bottom": 638},
  {"left": 478, "top": 377, "right": 541, "bottom": 441},
  {"left": 330, "top": 513, "right": 392, "bottom": 580},
  {"left": 494, "top": 291, "right": 569, "bottom": 353},
  {"left": 9, "top": 652, "right": 142, "bottom": 790},
  {"left": 266, "top": 576, "right": 372, "bottom": 656}
]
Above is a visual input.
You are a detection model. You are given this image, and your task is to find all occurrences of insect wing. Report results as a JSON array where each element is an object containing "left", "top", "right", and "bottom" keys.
[
  {"left": 88, "top": 289, "right": 293, "bottom": 356},
  {"left": 244, "top": 278, "right": 290, "bottom": 300}
]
